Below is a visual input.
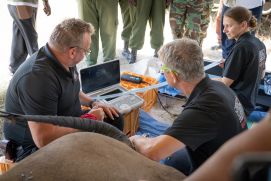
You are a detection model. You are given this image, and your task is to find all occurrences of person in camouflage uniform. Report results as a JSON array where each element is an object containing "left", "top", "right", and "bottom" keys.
[
  {"left": 125, "top": 0, "right": 168, "bottom": 64},
  {"left": 119, "top": 0, "right": 133, "bottom": 58},
  {"left": 200, "top": 0, "right": 214, "bottom": 44},
  {"left": 77, "top": 0, "right": 118, "bottom": 66},
  {"left": 170, "top": 0, "right": 213, "bottom": 46}
]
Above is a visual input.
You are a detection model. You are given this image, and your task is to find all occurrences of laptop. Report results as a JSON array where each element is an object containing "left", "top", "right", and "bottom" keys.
[{"left": 80, "top": 59, "right": 144, "bottom": 114}]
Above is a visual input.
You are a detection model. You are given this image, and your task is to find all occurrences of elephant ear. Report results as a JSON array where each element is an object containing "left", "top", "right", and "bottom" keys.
[{"left": 1, "top": 132, "right": 186, "bottom": 181}]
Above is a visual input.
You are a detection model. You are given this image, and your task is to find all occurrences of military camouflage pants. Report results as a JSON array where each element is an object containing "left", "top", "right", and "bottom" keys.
[
  {"left": 128, "top": 0, "right": 166, "bottom": 51},
  {"left": 170, "top": 0, "right": 213, "bottom": 46},
  {"left": 77, "top": 0, "right": 118, "bottom": 65}
]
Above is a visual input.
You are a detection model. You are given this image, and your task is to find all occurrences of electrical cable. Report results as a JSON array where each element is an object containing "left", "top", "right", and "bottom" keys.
[
  {"left": 141, "top": 81, "right": 183, "bottom": 117},
  {"left": 154, "top": 89, "right": 181, "bottom": 117}
]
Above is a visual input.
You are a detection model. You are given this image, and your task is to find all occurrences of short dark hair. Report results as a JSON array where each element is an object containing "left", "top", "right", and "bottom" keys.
[{"left": 49, "top": 18, "right": 95, "bottom": 52}]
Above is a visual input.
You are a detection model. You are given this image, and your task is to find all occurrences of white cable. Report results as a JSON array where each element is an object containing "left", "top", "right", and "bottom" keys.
[{"left": 94, "top": 82, "right": 168, "bottom": 100}]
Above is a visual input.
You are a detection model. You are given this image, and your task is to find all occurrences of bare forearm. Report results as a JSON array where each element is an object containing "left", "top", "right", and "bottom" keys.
[
  {"left": 212, "top": 77, "right": 234, "bottom": 87},
  {"left": 131, "top": 135, "right": 184, "bottom": 161},
  {"left": 132, "top": 136, "right": 160, "bottom": 161},
  {"left": 212, "top": 77, "right": 222, "bottom": 82},
  {"left": 79, "top": 91, "right": 93, "bottom": 106},
  {"left": 42, "top": 126, "right": 78, "bottom": 147},
  {"left": 29, "top": 122, "right": 78, "bottom": 148}
]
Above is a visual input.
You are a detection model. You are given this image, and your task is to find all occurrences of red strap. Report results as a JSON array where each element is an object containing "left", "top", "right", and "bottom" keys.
[{"left": 80, "top": 113, "right": 97, "bottom": 120}]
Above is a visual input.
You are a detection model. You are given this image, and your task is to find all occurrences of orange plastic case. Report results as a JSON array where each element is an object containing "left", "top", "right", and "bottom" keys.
[
  {"left": 120, "top": 71, "right": 158, "bottom": 112},
  {"left": 123, "top": 108, "right": 139, "bottom": 136}
]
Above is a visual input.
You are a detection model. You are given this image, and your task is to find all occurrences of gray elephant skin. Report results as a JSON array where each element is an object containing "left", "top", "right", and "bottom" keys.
[{"left": 0, "top": 132, "right": 185, "bottom": 181}]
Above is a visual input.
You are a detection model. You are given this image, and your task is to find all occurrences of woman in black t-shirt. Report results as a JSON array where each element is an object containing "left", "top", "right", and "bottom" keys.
[{"left": 215, "top": 6, "right": 267, "bottom": 116}]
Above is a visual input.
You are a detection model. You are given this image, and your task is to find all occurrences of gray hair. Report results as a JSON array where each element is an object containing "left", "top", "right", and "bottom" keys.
[
  {"left": 49, "top": 18, "right": 95, "bottom": 52},
  {"left": 158, "top": 38, "right": 205, "bottom": 82}
]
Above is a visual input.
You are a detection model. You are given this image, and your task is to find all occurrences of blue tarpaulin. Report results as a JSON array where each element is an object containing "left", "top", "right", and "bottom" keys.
[{"left": 136, "top": 109, "right": 170, "bottom": 137}]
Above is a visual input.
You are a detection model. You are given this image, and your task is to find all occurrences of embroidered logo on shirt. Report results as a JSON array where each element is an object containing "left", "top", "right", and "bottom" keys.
[
  {"left": 234, "top": 97, "right": 246, "bottom": 128},
  {"left": 259, "top": 49, "right": 266, "bottom": 64}
]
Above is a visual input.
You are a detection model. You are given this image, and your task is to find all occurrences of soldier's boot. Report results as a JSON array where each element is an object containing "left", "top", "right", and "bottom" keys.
[
  {"left": 122, "top": 41, "right": 130, "bottom": 58},
  {"left": 128, "top": 49, "right": 137, "bottom": 64},
  {"left": 154, "top": 49, "right": 159, "bottom": 58}
]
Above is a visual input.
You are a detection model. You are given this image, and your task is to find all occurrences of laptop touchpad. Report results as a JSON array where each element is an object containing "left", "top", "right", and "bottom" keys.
[{"left": 100, "top": 89, "right": 124, "bottom": 101}]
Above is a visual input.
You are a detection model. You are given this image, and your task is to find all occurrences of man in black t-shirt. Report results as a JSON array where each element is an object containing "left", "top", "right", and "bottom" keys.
[
  {"left": 130, "top": 38, "right": 246, "bottom": 175},
  {"left": 4, "top": 19, "right": 123, "bottom": 162}
]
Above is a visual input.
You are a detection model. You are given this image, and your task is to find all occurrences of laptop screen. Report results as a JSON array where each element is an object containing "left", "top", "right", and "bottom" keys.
[{"left": 80, "top": 59, "right": 120, "bottom": 93}]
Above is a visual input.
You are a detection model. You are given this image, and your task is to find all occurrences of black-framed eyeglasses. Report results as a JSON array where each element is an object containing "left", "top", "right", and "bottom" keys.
[{"left": 70, "top": 46, "right": 91, "bottom": 57}]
